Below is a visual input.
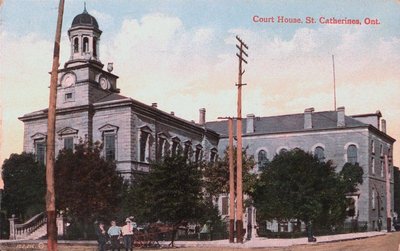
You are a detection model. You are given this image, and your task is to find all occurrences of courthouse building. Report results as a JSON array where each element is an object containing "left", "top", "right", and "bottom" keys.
[
  {"left": 18, "top": 7, "right": 219, "bottom": 178},
  {"left": 19, "top": 7, "right": 396, "bottom": 232}
]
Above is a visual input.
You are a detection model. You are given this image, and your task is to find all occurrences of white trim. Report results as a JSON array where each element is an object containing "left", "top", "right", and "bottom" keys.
[
  {"left": 344, "top": 142, "right": 359, "bottom": 163},
  {"left": 276, "top": 146, "right": 289, "bottom": 154},
  {"left": 311, "top": 143, "right": 326, "bottom": 153}
]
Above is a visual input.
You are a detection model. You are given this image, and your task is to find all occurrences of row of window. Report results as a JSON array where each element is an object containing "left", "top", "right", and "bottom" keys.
[
  {"left": 34, "top": 130, "right": 217, "bottom": 164},
  {"left": 257, "top": 144, "right": 358, "bottom": 170},
  {"left": 370, "top": 139, "right": 391, "bottom": 158},
  {"left": 139, "top": 130, "right": 217, "bottom": 163}
]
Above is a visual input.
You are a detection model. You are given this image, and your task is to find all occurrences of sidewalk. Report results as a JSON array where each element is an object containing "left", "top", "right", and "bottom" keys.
[
  {"left": 173, "top": 231, "right": 386, "bottom": 248},
  {"left": 0, "top": 231, "right": 387, "bottom": 250}
]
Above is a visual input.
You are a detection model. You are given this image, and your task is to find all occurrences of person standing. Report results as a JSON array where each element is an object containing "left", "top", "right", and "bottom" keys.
[
  {"left": 121, "top": 218, "right": 134, "bottom": 251},
  {"left": 108, "top": 220, "right": 121, "bottom": 251},
  {"left": 96, "top": 222, "right": 108, "bottom": 251}
]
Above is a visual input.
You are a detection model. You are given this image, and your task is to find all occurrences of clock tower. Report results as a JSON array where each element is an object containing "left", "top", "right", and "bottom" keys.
[{"left": 57, "top": 4, "right": 119, "bottom": 109}]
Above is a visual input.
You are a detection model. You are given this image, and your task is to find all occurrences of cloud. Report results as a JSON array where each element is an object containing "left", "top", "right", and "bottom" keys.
[{"left": 1, "top": 11, "right": 399, "bottom": 166}]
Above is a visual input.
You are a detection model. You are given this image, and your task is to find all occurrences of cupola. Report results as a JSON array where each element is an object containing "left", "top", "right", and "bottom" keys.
[{"left": 65, "top": 3, "right": 103, "bottom": 68}]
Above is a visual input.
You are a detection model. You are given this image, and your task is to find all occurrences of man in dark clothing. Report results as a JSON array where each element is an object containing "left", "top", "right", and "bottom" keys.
[{"left": 96, "top": 222, "right": 108, "bottom": 251}]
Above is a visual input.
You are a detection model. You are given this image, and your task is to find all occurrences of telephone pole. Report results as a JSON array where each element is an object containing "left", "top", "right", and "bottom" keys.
[
  {"left": 228, "top": 118, "right": 235, "bottom": 243},
  {"left": 46, "top": 0, "right": 65, "bottom": 250},
  {"left": 218, "top": 116, "right": 236, "bottom": 243},
  {"left": 385, "top": 155, "right": 392, "bottom": 231},
  {"left": 235, "top": 35, "right": 248, "bottom": 243}
]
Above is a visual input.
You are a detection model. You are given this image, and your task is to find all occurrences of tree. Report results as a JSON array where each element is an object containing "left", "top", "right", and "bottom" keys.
[
  {"left": 252, "top": 149, "right": 363, "bottom": 232},
  {"left": 55, "top": 140, "right": 123, "bottom": 238},
  {"left": 129, "top": 155, "right": 205, "bottom": 246},
  {"left": 2, "top": 153, "right": 45, "bottom": 220},
  {"left": 203, "top": 146, "right": 257, "bottom": 198}
]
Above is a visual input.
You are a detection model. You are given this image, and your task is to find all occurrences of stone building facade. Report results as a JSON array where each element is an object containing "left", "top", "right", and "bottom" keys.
[
  {"left": 19, "top": 7, "right": 219, "bottom": 178},
  {"left": 206, "top": 107, "right": 395, "bottom": 231}
]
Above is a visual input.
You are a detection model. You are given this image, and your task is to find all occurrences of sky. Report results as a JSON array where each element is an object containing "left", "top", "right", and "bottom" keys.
[{"left": 0, "top": 0, "right": 399, "bottom": 167}]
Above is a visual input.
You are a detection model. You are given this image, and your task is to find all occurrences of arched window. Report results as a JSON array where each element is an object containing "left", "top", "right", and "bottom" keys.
[
  {"left": 93, "top": 37, "right": 97, "bottom": 57},
  {"left": 83, "top": 37, "right": 89, "bottom": 53},
  {"left": 278, "top": 148, "right": 288, "bottom": 154},
  {"left": 347, "top": 144, "right": 358, "bottom": 164},
  {"left": 314, "top": 146, "right": 325, "bottom": 161},
  {"left": 73, "top": 37, "right": 79, "bottom": 53},
  {"left": 258, "top": 150, "right": 269, "bottom": 170}
]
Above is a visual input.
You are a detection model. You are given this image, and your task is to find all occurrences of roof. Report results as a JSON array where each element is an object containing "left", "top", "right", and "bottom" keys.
[
  {"left": 205, "top": 111, "right": 368, "bottom": 137},
  {"left": 71, "top": 6, "right": 99, "bottom": 29},
  {"left": 94, "top": 93, "right": 130, "bottom": 103}
]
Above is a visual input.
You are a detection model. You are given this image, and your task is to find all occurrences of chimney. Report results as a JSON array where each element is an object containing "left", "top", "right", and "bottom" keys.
[
  {"left": 170, "top": 111, "right": 175, "bottom": 116},
  {"left": 304, "top": 107, "right": 314, "bottom": 129},
  {"left": 151, "top": 103, "right": 158, "bottom": 108},
  {"left": 246, "top": 114, "right": 255, "bottom": 133},
  {"left": 199, "top": 108, "right": 206, "bottom": 125},
  {"left": 381, "top": 119, "right": 386, "bottom": 134},
  {"left": 337, "top": 106, "right": 345, "bottom": 127}
]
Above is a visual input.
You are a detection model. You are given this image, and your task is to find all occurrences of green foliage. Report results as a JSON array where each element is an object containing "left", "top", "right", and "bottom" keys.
[
  {"left": 129, "top": 155, "right": 205, "bottom": 225},
  {"left": 203, "top": 146, "right": 257, "bottom": 198},
  {"left": 55, "top": 140, "right": 124, "bottom": 235},
  {"left": 253, "top": 149, "right": 363, "bottom": 229},
  {"left": 1, "top": 152, "right": 45, "bottom": 220},
  {"left": 339, "top": 162, "right": 364, "bottom": 193}
]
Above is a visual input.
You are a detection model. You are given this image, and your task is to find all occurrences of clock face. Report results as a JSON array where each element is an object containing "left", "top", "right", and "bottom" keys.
[
  {"left": 99, "top": 77, "right": 110, "bottom": 90},
  {"left": 62, "top": 73, "right": 76, "bottom": 88}
]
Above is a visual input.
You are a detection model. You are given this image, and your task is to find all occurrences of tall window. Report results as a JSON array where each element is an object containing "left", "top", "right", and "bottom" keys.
[
  {"left": 35, "top": 141, "right": 46, "bottom": 165},
  {"left": 184, "top": 141, "right": 193, "bottom": 160},
  {"left": 380, "top": 144, "right": 383, "bottom": 157},
  {"left": 157, "top": 136, "right": 168, "bottom": 159},
  {"left": 64, "top": 137, "right": 74, "bottom": 150},
  {"left": 195, "top": 145, "right": 203, "bottom": 162},
  {"left": 314, "top": 146, "right": 325, "bottom": 162},
  {"left": 210, "top": 148, "right": 218, "bottom": 163},
  {"left": 371, "top": 140, "right": 375, "bottom": 154},
  {"left": 380, "top": 160, "right": 384, "bottom": 177},
  {"left": 105, "top": 134, "right": 116, "bottom": 161},
  {"left": 347, "top": 144, "right": 358, "bottom": 164},
  {"left": 83, "top": 37, "right": 89, "bottom": 53},
  {"left": 171, "top": 138, "right": 182, "bottom": 156},
  {"left": 93, "top": 38, "right": 97, "bottom": 57},
  {"left": 371, "top": 157, "right": 375, "bottom": 174},
  {"left": 73, "top": 37, "right": 79, "bottom": 53},
  {"left": 140, "top": 131, "right": 150, "bottom": 162},
  {"left": 258, "top": 150, "right": 269, "bottom": 170},
  {"left": 372, "top": 188, "right": 376, "bottom": 210}
]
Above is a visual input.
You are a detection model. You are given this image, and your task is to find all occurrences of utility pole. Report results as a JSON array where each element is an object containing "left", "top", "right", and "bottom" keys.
[
  {"left": 235, "top": 35, "right": 248, "bottom": 243},
  {"left": 217, "top": 116, "right": 236, "bottom": 243},
  {"left": 228, "top": 118, "right": 235, "bottom": 243},
  {"left": 385, "top": 155, "right": 392, "bottom": 232},
  {"left": 46, "top": 0, "right": 65, "bottom": 250},
  {"left": 332, "top": 55, "right": 337, "bottom": 111}
]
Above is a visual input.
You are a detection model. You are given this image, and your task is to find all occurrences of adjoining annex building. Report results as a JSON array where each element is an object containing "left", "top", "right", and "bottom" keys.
[
  {"left": 19, "top": 8, "right": 395, "bottom": 233},
  {"left": 206, "top": 108, "right": 395, "bottom": 232}
]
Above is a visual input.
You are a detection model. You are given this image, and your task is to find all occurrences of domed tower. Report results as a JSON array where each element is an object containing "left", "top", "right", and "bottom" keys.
[
  {"left": 57, "top": 4, "right": 119, "bottom": 110},
  {"left": 65, "top": 4, "right": 102, "bottom": 68}
]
